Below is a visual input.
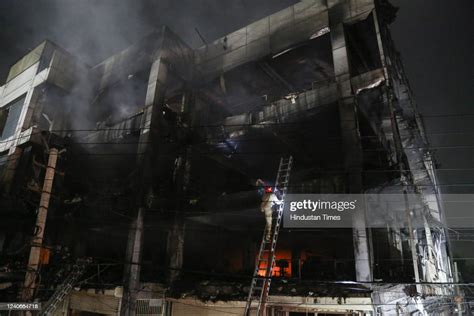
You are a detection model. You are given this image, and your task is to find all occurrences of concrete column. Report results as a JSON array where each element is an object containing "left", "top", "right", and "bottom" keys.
[
  {"left": 167, "top": 146, "right": 192, "bottom": 284},
  {"left": 122, "top": 53, "right": 168, "bottom": 316},
  {"left": 422, "top": 214, "right": 438, "bottom": 284},
  {"left": 329, "top": 9, "right": 372, "bottom": 282},
  {"left": 137, "top": 54, "right": 169, "bottom": 161},
  {"left": 403, "top": 190, "right": 422, "bottom": 294},
  {"left": 121, "top": 207, "right": 144, "bottom": 316},
  {"left": 166, "top": 216, "right": 185, "bottom": 284}
]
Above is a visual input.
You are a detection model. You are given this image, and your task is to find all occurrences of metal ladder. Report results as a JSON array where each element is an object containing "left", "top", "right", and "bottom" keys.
[
  {"left": 244, "top": 156, "right": 293, "bottom": 316},
  {"left": 40, "top": 258, "right": 90, "bottom": 316}
]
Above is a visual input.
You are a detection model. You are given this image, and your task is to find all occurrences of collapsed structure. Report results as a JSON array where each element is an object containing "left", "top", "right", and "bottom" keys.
[{"left": 0, "top": 0, "right": 461, "bottom": 314}]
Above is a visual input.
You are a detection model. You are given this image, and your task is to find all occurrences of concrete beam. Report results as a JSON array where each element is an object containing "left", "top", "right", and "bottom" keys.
[
  {"left": 207, "top": 82, "right": 339, "bottom": 142},
  {"left": 205, "top": 67, "right": 385, "bottom": 145},
  {"left": 193, "top": 0, "right": 375, "bottom": 81},
  {"left": 194, "top": 0, "right": 330, "bottom": 79}
]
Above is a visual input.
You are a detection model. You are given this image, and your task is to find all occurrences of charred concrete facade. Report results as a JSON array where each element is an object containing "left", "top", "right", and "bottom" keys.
[{"left": 0, "top": 0, "right": 460, "bottom": 315}]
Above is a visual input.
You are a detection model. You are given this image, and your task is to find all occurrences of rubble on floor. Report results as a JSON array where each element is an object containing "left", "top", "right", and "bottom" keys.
[{"left": 167, "top": 276, "right": 371, "bottom": 303}]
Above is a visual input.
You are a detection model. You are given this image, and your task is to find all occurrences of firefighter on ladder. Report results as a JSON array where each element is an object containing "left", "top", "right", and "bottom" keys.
[{"left": 256, "top": 179, "right": 282, "bottom": 241}]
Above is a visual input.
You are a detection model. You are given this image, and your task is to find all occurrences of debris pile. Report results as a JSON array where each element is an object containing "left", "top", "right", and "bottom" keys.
[{"left": 167, "top": 277, "right": 371, "bottom": 303}]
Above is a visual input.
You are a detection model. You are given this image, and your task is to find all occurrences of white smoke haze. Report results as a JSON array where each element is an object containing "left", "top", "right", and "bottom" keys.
[
  {"left": 0, "top": 0, "right": 297, "bottom": 79},
  {"left": 0, "top": 0, "right": 298, "bottom": 137}
]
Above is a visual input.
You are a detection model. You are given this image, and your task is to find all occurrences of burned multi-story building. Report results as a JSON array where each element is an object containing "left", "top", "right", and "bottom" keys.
[{"left": 0, "top": 0, "right": 462, "bottom": 315}]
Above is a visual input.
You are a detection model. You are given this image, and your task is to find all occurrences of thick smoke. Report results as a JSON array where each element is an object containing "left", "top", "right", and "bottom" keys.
[
  {"left": 0, "top": 0, "right": 297, "bottom": 135},
  {"left": 0, "top": 0, "right": 297, "bottom": 80}
]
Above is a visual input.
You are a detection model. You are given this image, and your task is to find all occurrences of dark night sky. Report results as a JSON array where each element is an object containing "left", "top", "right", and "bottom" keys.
[
  {"left": 391, "top": 0, "right": 474, "bottom": 195},
  {"left": 0, "top": 0, "right": 473, "bottom": 234}
]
